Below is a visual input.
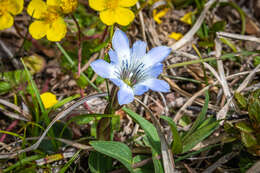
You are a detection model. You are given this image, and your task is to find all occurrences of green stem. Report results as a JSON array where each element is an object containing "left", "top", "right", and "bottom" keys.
[
  {"left": 3, "top": 155, "right": 42, "bottom": 172},
  {"left": 162, "top": 75, "right": 202, "bottom": 84},
  {"left": 220, "top": 2, "right": 246, "bottom": 35},
  {"left": 56, "top": 42, "right": 101, "bottom": 92},
  {"left": 97, "top": 86, "right": 120, "bottom": 140},
  {"left": 109, "top": 25, "right": 114, "bottom": 42},
  {"left": 167, "top": 56, "right": 229, "bottom": 69}
]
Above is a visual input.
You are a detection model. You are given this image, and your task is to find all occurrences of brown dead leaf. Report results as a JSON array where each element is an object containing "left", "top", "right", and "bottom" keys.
[{"left": 245, "top": 16, "right": 260, "bottom": 36}]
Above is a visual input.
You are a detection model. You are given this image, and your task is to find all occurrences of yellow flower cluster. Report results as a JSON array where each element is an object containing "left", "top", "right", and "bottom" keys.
[
  {"left": 0, "top": 0, "right": 138, "bottom": 41},
  {"left": 0, "top": 0, "right": 23, "bottom": 30},
  {"left": 27, "top": 0, "right": 78, "bottom": 42},
  {"left": 89, "top": 0, "right": 137, "bottom": 26}
]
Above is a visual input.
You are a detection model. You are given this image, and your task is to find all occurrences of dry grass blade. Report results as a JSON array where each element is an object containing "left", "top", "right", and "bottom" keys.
[
  {"left": 216, "top": 98, "right": 232, "bottom": 123},
  {"left": 170, "top": 0, "right": 217, "bottom": 51},
  {"left": 136, "top": 1, "right": 147, "bottom": 43},
  {"left": 134, "top": 97, "right": 176, "bottom": 173},
  {"left": 163, "top": 77, "right": 219, "bottom": 110},
  {"left": 236, "top": 64, "right": 260, "bottom": 93},
  {"left": 214, "top": 39, "right": 235, "bottom": 122},
  {"left": 217, "top": 32, "right": 260, "bottom": 43},
  {"left": 215, "top": 39, "right": 232, "bottom": 100},
  {"left": 202, "top": 152, "right": 238, "bottom": 173},
  {"left": 0, "top": 93, "right": 107, "bottom": 159},
  {"left": 173, "top": 69, "right": 260, "bottom": 123},
  {"left": 0, "top": 108, "right": 29, "bottom": 121},
  {"left": 0, "top": 99, "right": 31, "bottom": 120}
]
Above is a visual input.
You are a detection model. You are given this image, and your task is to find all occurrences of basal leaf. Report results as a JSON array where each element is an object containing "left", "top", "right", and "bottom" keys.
[
  {"left": 160, "top": 116, "right": 182, "bottom": 154},
  {"left": 182, "top": 121, "right": 219, "bottom": 153},
  {"left": 90, "top": 141, "right": 133, "bottom": 173},
  {"left": 88, "top": 151, "right": 112, "bottom": 173},
  {"left": 123, "top": 107, "right": 160, "bottom": 153}
]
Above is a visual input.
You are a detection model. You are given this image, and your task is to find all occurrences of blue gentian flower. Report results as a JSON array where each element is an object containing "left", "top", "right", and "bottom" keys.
[{"left": 90, "top": 29, "right": 171, "bottom": 105}]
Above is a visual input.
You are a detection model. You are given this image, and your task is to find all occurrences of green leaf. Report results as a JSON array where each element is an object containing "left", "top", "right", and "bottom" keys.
[
  {"left": 179, "top": 115, "right": 191, "bottom": 127},
  {"left": 90, "top": 141, "right": 134, "bottom": 173},
  {"left": 197, "top": 115, "right": 215, "bottom": 129},
  {"left": 75, "top": 73, "right": 89, "bottom": 88},
  {"left": 160, "top": 116, "right": 182, "bottom": 154},
  {"left": 112, "top": 115, "right": 120, "bottom": 131},
  {"left": 0, "top": 81, "right": 11, "bottom": 94},
  {"left": 59, "top": 150, "right": 81, "bottom": 173},
  {"left": 88, "top": 151, "right": 112, "bottom": 173},
  {"left": 234, "top": 92, "right": 247, "bottom": 108},
  {"left": 123, "top": 107, "right": 160, "bottom": 153},
  {"left": 21, "top": 59, "right": 45, "bottom": 113},
  {"left": 253, "top": 56, "right": 260, "bottom": 67},
  {"left": 248, "top": 96, "right": 260, "bottom": 123},
  {"left": 3, "top": 155, "right": 42, "bottom": 172},
  {"left": 143, "top": 136, "right": 164, "bottom": 173},
  {"left": 182, "top": 121, "right": 219, "bottom": 153},
  {"left": 70, "top": 115, "right": 95, "bottom": 125},
  {"left": 123, "top": 107, "right": 162, "bottom": 173},
  {"left": 241, "top": 132, "right": 257, "bottom": 148},
  {"left": 235, "top": 121, "right": 254, "bottom": 133},
  {"left": 182, "top": 91, "right": 209, "bottom": 141},
  {"left": 53, "top": 94, "right": 80, "bottom": 110},
  {"left": 210, "top": 21, "right": 226, "bottom": 33},
  {"left": 220, "top": 37, "right": 237, "bottom": 52}
]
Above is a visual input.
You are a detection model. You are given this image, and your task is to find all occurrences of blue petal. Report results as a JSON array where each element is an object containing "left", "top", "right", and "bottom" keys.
[
  {"left": 112, "top": 28, "right": 130, "bottom": 62},
  {"left": 90, "top": 59, "right": 115, "bottom": 79},
  {"left": 143, "top": 78, "right": 170, "bottom": 92},
  {"left": 108, "top": 49, "right": 119, "bottom": 64},
  {"left": 142, "top": 46, "right": 171, "bottom": 67},
  {"left": 147, "top": 63, "right": 163, "bottom": 78},
  {"left": 133, "top": 84, "right": 148, "bottom": 95},
  {"left": 110, "top": 78, "right": 124, "bottom": 87},
  {"left": 131, "top": 40, "right": 147, "bottom": 59},
  {"left": 117, "top": 83, "right": 134, "bottom": 105}
]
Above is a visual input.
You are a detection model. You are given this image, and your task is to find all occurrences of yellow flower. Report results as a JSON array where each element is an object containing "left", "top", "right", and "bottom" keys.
[
  {"left": 0, "top": 0, "right": 24, "bottom": 30},
  {"left": 89, "top": 0, "right": 137, "bottom": 26},
  {"left": 180, "top": 12, "right": 193, "bottom": 25},
  {"left": 60, "top": 0, "right": 78, "bottom": 14},
  {"left": 152, "top": 8, "right": 169, "bottom": 24},
  {"left": 40, "top": 92, "right": 58, "bottom": 109},
  {"left": 169, "top": 32, "right": 183, "bottom": 41},
  {"left": 47, "top": 0, "right": 78, "bottom": 14},
  {"left": 27, "top": 0, "right": 77, "bottom": 41}
]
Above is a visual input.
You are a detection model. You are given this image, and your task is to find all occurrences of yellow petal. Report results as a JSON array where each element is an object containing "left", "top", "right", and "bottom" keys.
[
  {"left": 6, "top": 0, "right": 24, "bottom": 15},
  {"left": 29, "top": 20, "right": 48, "bottom": 39},
  {"left": 100, "top": 9, "right": 116, "bottom": 25},
  {"left": 40, "top": 92, "right": 58, "bottom": 109},
  {"left": 169, "top": 32, "right": 183, "bottom": 41},
  {"left": 60, "top": 0, "right": 78, "bottom": 14},
  {"left": 46, "top": 17, "right": 67, "bottom": 41},
  {"left": 27, "top": 0, "right": 47, "bottom": 19},
  {"left": 153, "top": 8, "right": 169, "bottom": 24},
  {"left": 180, "top": 12, "right": 193, "bottom": 25},
  {"left": 47, "top": 0, "right": 60, "bottom": 6},
  {"left": 115, "top": 7, "right": 134, "bottom": 26},
  {"left": 0, "top": 12, "right": 14, "bottom": 30},
  {"left": 89, "top": 0, "right": 106, "bottom": 11},
  {"left": 119, "top": 0, "right": 137, "bottom": 7}
]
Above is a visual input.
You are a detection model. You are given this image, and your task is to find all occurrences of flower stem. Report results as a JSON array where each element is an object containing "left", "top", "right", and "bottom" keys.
[
  {"left": 109, "top": 25, "right": 114, "bottom": 42},
  {"left": 71, "top": 14, "right": 82, "bottom": 76},
  {"left": 97, "top": 86, "right": 121, "bottom": 140}
]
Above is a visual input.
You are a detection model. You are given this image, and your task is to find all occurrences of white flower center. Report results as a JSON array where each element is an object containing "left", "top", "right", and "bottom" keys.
[{"left": 114, "top": 59, "right": 149, "bottom": 87}]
